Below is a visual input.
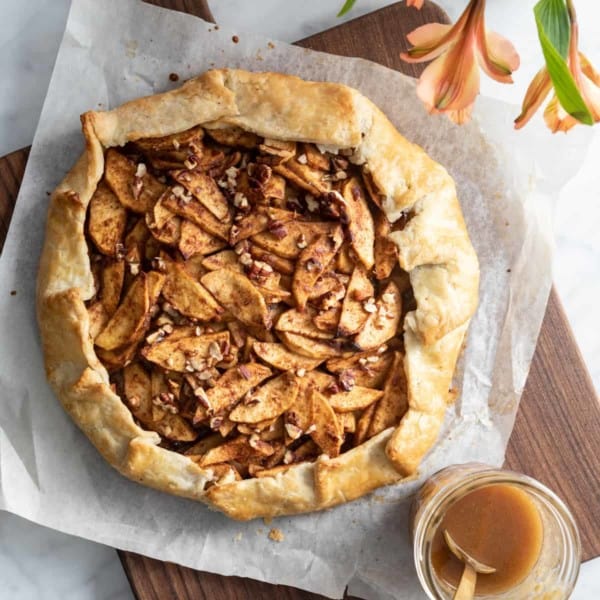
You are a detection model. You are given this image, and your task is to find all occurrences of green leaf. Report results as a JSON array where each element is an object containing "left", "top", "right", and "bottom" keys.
[
  {"left": 534, "top": 0, "right": 570, "bottom": 58},
  {"left": 337, "top": 0, "right": 357, "bottom": 17},
  {"left": 534, "top": 2, "right": 594, "bottom": 124}
]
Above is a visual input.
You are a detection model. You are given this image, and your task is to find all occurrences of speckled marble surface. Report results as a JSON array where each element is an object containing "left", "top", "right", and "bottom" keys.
[{"left": 0, "top": 1, "right": 598, "bottom": 598}]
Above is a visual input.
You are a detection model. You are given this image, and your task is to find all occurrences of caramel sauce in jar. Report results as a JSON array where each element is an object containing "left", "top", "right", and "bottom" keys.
[
  {"left": 430, "top": 484, "right": 543, "bottom": 595},
  {"left": 412, "top": 464, "right": 581, "bottom": 599}
]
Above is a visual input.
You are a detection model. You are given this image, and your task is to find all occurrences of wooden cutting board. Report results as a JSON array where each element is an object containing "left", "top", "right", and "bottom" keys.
[{"left": 1, "top": 1, "right": 598, "bottom": 598}]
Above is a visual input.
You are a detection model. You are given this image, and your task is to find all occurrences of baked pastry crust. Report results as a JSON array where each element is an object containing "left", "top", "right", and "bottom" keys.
[{"left": 37, "top": 69, "right": 479, "bottom": 519}]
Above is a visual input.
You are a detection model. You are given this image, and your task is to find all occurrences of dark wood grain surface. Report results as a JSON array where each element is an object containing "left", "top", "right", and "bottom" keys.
[
  {"left": 0, "top": 147, "right": 29, "bottom": 253},
  {"left": 0, "top": 2, "right": 598, "bottom": 599}
]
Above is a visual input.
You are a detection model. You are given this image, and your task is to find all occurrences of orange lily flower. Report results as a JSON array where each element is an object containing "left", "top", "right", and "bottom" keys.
[
  {"left": 515, "top": 13, "right": 600, "bottom": 131},
  {"left": 401, "top": 0, "right": 519, "bottom": 124}
]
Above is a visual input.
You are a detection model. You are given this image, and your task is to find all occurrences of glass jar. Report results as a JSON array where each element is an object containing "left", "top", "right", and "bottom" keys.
[{"left": 412, "top": 463, "right": 581, "bottom": 599}]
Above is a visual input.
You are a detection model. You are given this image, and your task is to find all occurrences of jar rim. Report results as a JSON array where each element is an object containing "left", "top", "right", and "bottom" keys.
[{"left": 413, "top": 464, "right": 582, "bottom": 600}]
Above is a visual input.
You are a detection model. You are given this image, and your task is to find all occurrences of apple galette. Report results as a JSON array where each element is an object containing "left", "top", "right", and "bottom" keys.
[{"left": 37, "top": 69, "right": 479, "bottom": 519}]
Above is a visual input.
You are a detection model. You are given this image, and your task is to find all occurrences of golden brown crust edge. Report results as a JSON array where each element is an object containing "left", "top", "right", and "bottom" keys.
[{"left": 36, "top": 68, "right": 479, "bottom": 519}]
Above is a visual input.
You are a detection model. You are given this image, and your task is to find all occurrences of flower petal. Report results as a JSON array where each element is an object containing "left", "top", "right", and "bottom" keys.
[
  {"left": 406, "top": 23, "right": 453, "bottom": 49},
  {"left": 577, "top": 73, "right": 600, "bottom": 121},
  {"left": 401, "top": 23, "right": 456, "bottom": 63},
  {"left": 447, "top": 104, "right": 474, "bottom": 125},
  {"left": 476, "top": 27, "right": 520, "bottom": 83},
  {"left": 406, "top": 0, "right": 425, "bottom": 8},
  {"left": 401, "top": 1, "right": 474, "bottom": 64},
  {"left": 569, "top": 47, "right": 600, "bottom": 122},
  {"left": 580, "top": 53, "right": 600, "bottom": 87},
  {"left": 544, "top": 95, "right": 579, "bottom": 133},
  {"left": 514, "top": 67, "right": 552, "bottom": 130},
  {"left": 424, "top": 103, "right": 474, "bottom": 125},
  {"left": 416, "top": 40, "right": 480, "bottom": 112},
  {"left": 486, "top": 31, "right": 520, "bottom": 71}
]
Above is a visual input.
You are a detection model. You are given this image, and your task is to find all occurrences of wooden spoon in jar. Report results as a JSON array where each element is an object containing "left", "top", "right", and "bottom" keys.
[{"left": 443, "top": 530, "right": 497, "bottom": 600}]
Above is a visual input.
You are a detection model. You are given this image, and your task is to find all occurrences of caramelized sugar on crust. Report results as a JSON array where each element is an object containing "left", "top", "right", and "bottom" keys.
[{"left": 84, "top": 125, "right": 412, "bottom": 479}]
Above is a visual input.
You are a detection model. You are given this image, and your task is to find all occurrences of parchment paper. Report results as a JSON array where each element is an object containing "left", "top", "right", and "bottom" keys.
[{"left": 0, "top": 0, "right": 592, "bottom": 598}]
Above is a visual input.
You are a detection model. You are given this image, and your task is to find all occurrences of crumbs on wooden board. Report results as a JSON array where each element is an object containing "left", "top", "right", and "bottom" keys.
[{"left": 268, "top": 528, "right": 284, "bottom": 543}]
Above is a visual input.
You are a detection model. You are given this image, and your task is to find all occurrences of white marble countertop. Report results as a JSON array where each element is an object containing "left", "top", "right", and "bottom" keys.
[{"left": 0, "top": 1, "right": 598, "bottom": 598}]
